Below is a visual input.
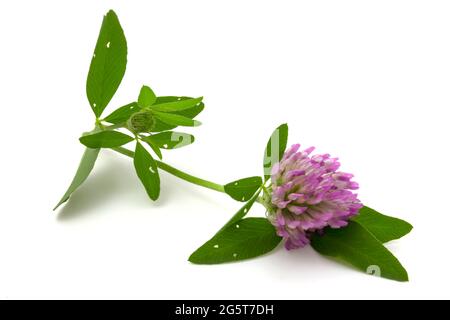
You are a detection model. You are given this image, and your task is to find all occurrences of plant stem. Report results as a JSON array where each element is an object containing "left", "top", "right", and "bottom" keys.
[
  {"left": 112, "top": 146, "right": 225, "bottom": 193},
  {"left": 95, "top": 118, "right": 104, "bottom": 130},
  {"left": 112, "top": 146, "right": 135, "bottom": 157},
  {"left": 104, "top": 123, "right": 125, "bottom": 130}
]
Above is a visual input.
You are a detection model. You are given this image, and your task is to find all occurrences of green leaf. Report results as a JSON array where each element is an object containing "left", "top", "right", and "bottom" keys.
[
  {"left": 86, "top": 10, "right": 127, "bottom": 117},
  {"left": 224, "top": 176, "right": 263, "bottom": 202},
  {"left": 154, "top": 111, "right": 201, "bottom": 127},
  {"left": 142, "top": 138, "right": 163, "bottom": 160},
  {"left": 143, "top": 131, "right": 195, "bottom": 149},
  {"left": 138, "top": 85, "right": 157, "bottom": 108},
  {"left": 151, "top": 96, "right": 205, "bottom": 132},
  {"left": 133, "top": 141, "right": 160, "bottom": 200},
  {"left": 54, "top": 147, "right": 100, "bottom": 210},
  {"left": 311, "top": 221, "right": 409, "bottom": 282},
  {"left": 103, "top": 102, "right": 140, "bottom": 124},
  {"left": 263, "top": 123, "right": 288, "bottom": 180},
  {"left": 150, "top": 97, "right": 203, "bottom": 112},
  {"left": 79, "top": 131, "right": 134, "bottom": 148},
  {"left": 353, "top": 206, "right": 413, "bottom": 243},
  {"left": 189, "top": 218, "right": 282, "bottom": 264},
  {"left": 154, "top": 97, "right": 204, "bottom": 118},
  {"left": 221, "top": 189, "right": 261, "bottom": 231}
]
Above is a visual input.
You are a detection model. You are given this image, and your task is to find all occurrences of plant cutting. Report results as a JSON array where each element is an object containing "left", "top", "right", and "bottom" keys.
[{"left": 55, "top": 10, "right": 412, "bottom": 282}]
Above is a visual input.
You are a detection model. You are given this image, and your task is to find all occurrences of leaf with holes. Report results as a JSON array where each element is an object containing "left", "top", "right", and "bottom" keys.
[
  {"left": 220, "top": 190, "right": 261, "bottom": 232},
  {"left": 54, "top": 147, "right": 100, "bottom": 210},
  {"left": 79, "top": 131, "right": 134, "bottom": 148},
  {"left": 133, "top": 141, "right": 160, "bottom": 200},
  {"left": 86, "top": 10, "right": 127, "bottom": 117},
  {"left": 150, "top": 97, "right": 203, "bottom": 112},
  {"left": 353, "top": 206, "right": 413, "bottom": 243},
  {"left": 189, "top": 218, "right": 282, "bottom": 264},
  {"left": 263, "top": 123, "right": 288, "bottom": 180},
  {"left": 103, "top": 102, "right": 140, "bottom": 124},
  {"left": 138, "top": 85, "right": 157, "bottom": 108},
  {"left": 151, "top": 96, "right": 205, "bottom": 132},
  {"left": 224, "top": 176, "right": 263, "bottom": 202},
  {"left": 143, "top": 132, "right": 194, "bottom": 149},
  {"left": 311, "top": 221, "right": 409, "bottom": 282},
  {"left": 142, "top": 137, "right": 163, "bottom": 160},
  {"left": 154, "top": 111, "right": 201, "bottom": 127}
]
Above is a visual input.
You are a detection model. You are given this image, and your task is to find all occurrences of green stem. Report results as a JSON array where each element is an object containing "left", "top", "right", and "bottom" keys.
[
  {"left": 95, "top": 118, "right": 105, "bottom": 130},
  {"left": 112, "top": 146, "right": 225, "bottom": 193},
  {"left": 104, "top": 123, "right": 125, "bottom": 130}
]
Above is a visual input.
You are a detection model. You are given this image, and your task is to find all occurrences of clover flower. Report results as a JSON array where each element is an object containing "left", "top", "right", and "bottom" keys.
[{"left": 268, "top": 144, "right": 363, "bottom": 250}]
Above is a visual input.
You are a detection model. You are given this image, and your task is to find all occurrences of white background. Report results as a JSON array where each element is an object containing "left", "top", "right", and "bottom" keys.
[{"left": 0, "top": 0, "right": 449, "bottom": 299}]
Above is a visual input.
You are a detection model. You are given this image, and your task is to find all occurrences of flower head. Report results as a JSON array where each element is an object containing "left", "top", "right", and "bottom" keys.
[
  {"left": 267, "top": 144, "right": 362, "bottom": 250},
  {"left": 127, "top": 111, "right": 155, "bottom": 133}
]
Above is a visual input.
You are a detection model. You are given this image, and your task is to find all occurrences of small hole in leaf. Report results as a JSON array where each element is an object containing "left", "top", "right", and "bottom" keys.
[
  {"left": 177, "top": 97, "right": 182, "bottom": 101},
  {"left": 233, "top": 253, "right": 238, "bottom": 258},
  {"left": 234, "top": 182, "right": 239, "bottom": 186},
  {"left": 163, "top": 144, "right": 169, "bottom": 148},
  {"left": 213, "top": 244, "right": 219, "bottom": 249},
  {"left": 93, "top": 103, "right": 97, "bottom": 107},
  {"left": 106, "top": 41, "right": 111, "bottom": 48},
  {"left": 244, "top": 208, "right": 248, "bottom": 213},
  {"left": 236, "top": 224, "right": 240, "bottom": 228},
  {"left": 93, "top": 53, "right": 96, "bottom": 58}
]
